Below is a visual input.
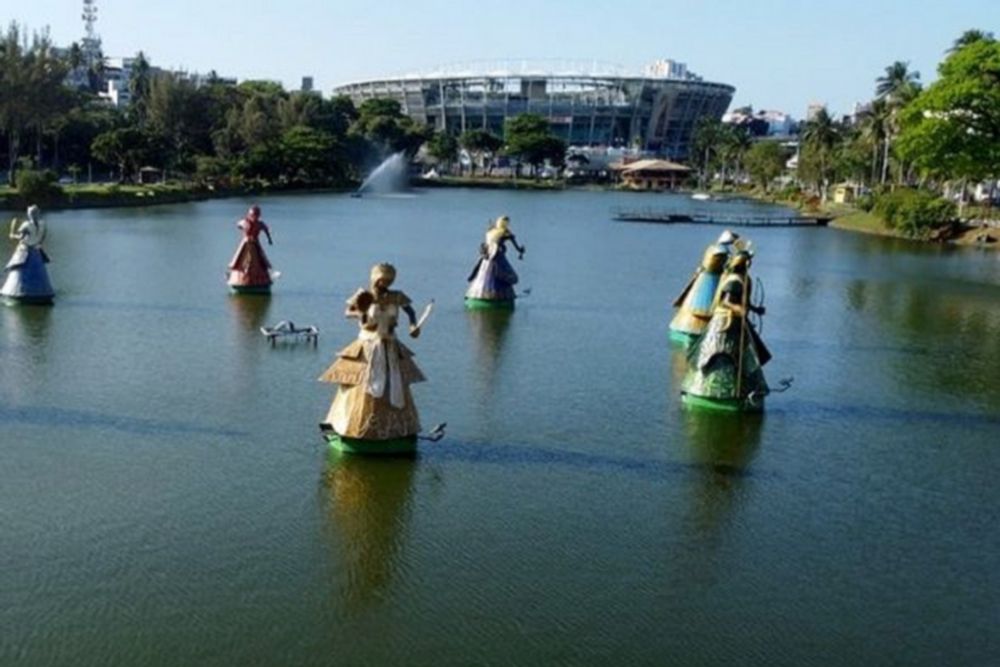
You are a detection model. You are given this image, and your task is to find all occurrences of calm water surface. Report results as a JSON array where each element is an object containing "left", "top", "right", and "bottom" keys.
[{"left": 1, "top": 189, "right": 998, "bottom": 666}]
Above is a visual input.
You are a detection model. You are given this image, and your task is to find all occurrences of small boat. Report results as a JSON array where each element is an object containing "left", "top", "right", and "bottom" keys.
[
  {"left": 259, "top": 320, "right": 319, "bottom": 346},
  {"left": 691, "top": 192, "right": 712, "bottom": 201}
]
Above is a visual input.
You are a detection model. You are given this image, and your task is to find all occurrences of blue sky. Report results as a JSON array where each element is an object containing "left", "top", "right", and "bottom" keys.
[{"left": 8, "top": 0, "right": 999, "bottom": 117}]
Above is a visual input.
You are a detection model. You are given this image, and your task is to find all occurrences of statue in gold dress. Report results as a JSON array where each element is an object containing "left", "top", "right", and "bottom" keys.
[{"left": 319, "top": 263, "right": 426, "bottom": 454}]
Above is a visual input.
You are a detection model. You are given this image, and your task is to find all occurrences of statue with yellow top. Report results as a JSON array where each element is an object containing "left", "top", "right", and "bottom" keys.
[
  {"left": 319, "top": 263, "right": 440, "bottom": 455},
  {"left": 681, "top": 246, "right": 773, "bottom": 412},
  {"left": 465, "top": 215, "right": 525, "bottom": 309},
  {"left": 2, "top": 205, "right": 55, "bottom": 305},
  {"left": 668, "top": 230, "right": 738, "bottom": 344}
]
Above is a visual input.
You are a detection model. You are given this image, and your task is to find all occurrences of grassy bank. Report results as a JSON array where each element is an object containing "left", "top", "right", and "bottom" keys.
[{"left": 0, "top": 181, "right": 358, "bottom": 212}]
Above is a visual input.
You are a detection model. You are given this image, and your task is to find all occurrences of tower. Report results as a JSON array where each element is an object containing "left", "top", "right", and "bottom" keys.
[{"left": 81, "top": 0, "right": 102, "bottom": 68}]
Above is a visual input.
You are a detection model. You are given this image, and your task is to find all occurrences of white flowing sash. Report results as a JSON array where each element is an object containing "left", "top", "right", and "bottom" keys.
[{"left": 362, "top": 336, "right": 405, "bottom": 408}]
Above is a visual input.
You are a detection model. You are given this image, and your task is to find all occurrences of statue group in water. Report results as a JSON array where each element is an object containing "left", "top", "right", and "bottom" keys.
[
  {"left": 3, "top": 203, "right": 780, "bottom": 455},
  {"left": 669, "top": 230, "right": 776, "bottom": 412}
]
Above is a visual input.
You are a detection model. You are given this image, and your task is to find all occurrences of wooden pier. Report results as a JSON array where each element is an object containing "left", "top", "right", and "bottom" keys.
[{"left": 612, "top": 207, "right": 831, "bottom": 228}]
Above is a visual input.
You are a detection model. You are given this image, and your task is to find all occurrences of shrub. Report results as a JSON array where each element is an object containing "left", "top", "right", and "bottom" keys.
[
  {"left": 873, "top": 189, "right": 956, "bottom": 238},
  {"left": 15, "top": 168, "right": 63, "bottom": 204},
  {"left": 856, "top": 193, "right": 875, "bottom": 212}
]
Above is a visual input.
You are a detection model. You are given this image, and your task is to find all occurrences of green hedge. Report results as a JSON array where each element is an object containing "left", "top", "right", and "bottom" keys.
[{"left": 873, "top": 189, "right": 955, "bottom": 238}]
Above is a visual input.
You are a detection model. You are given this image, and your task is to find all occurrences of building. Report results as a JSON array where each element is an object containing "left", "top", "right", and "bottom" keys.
[
  {"left": 301, "top": 76, "right": 314, "bottom": 93},
  {"left": 723, "top": 108, "right": 796, "bottom": 138},
  {"left": 333, "top": 60, "right": 735, "bottom": 160},
  {"left": 612, "top": 158, "right": 691, "bottom": 190},
  {"left": 805, "top": 102, "right": 826, "bottom": 122}
]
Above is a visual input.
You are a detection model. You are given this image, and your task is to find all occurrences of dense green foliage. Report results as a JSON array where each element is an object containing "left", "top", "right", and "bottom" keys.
[
  {"left": 896, "top": 35, "right": 1000, "bottom": 184},
  {"left": 14, "top": 165, "right": 62, "bottom": 203},
  {"left": 743, "top": 141, "right": 786, "bottom": 192},
  {"left": 873, "top": 188, "right": 956, "bottom": 237},
  {"left": 503, "top": 114, "right": 566, "bottom": 175}
]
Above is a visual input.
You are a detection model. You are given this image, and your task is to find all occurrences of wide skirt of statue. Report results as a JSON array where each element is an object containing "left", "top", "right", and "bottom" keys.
[
  {"left": 466, "top": 250, "right": 518, "bottom": 301},
  {"left": 1, "top": 246, "right": 54, "bottom": 302},
  {"left": 682, "top": 309, "right": 770, "bottom": 407},
  {"left": 319, "top": 335, "right": 425, "bottom": 440},
  {"left": 227, "top": 239, "right": 272, "bottom": 288},
  {"left": 669, "top": 269, "right": 723, "bottom": 338}
]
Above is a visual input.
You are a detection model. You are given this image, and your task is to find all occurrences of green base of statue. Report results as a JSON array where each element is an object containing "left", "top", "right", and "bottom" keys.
[
  {"left": 681, "top": 391, "right": 765, "bottom": 413},
  {"left": 322, "top": 429, "right": 418, "bottom": 456},
  {"left": 464, "top": 297, "right": 515, "bottom": 310}
]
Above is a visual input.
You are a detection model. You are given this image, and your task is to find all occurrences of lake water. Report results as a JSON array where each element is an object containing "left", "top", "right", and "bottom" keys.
[{"left": 2, "top": 189, "right": 998, "bottom": 666}]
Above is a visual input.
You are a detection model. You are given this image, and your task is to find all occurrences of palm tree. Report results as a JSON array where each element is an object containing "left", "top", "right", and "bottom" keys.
[
  {"left": 948, "top": 29, "right": 994, "bottom": 53},
  {"left": 875, "top": 62, "right": 921, "bottom": 185},
  {"left": 876, "top": 61, "right": 920, "bottom": 102},
  {"left": 801, "top": 108, "right": 840, "bottom": 200},
  {"left": 857, "top": 98, "right": 889, "bottom": 186}
]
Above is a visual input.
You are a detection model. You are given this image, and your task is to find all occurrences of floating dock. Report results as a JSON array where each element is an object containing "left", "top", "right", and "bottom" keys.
[{"left": 612, "top": 208, "right": 831, "bottom": 227}]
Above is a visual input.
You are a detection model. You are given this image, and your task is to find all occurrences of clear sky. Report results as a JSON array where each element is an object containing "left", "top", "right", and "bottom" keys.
[{"left": 7, "top": 0, "right": 999, "bottom": 117}]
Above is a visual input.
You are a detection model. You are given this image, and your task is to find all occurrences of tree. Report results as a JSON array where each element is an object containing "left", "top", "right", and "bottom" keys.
[
  {"left": 743, "top": 141, "right": 785, "bottom": 192},
  {"left": 692, "top": 117, "right": 727, "bottom": 188},
  {"left": 504, "top": 113, "right": 565, "bottom": 177},
  {"left": 460, "top": 129, "right": 502, "bottom": 175},
  {"left": 799, "top": 108, "right": 841, "bottom": 199},
  {"left": 128, "top": 51, "right": 152, "bottom": 127},
  {"left": 0, "top": 23, "right": 69, "bottom": 181},
  {"left": 948, "top": 29, "right": 994, "bottom": 53},
  {"left": 875, "top": 61, "right": 921, "bottom": 184},
  {"left": 91, "top": 127, "right": 156, "bottom": 182},
  {"left": 277, "top": 125, "right": 344, "bottom": 184},
  {"left": 857, "top": 97, "right": 890, "bottom": 185},
  {"left": 426, "top": 131, "right": 458, "bottom": 172},
  {"left": 350, "top": 98, "right": 429, "bottom": 159},
  {"left": 896, "top": 37, "right": 1000, "bottom": 207}
]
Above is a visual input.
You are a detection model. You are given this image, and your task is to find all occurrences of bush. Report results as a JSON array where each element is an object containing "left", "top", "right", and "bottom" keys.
[
  {"left": 873, "top": 189, "right": 956, "bottom": 238},
  {"left": 856, "top": 193, "right": 875, "bottom": 212},
  {"left": 15, "top": 168, "right": 63, "bottom": 204}
]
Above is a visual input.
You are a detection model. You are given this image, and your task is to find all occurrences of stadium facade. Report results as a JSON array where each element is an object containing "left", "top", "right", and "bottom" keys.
[{"left": 333, "top": 60, "right": 735, "bottom": 160}]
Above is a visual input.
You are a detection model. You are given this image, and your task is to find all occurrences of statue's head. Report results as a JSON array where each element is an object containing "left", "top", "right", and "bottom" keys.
[
  {"left": 26, "top": 205, "right": 40, "bottom": 223},
  {"left": 702, "top": 244, "right": 729, "bottom": 271},
  {"left": 369, "top": 262, "right": 397, "bottom": 292},
  {"left": 247, "top": 205, "right": 261, "bottom": 221},
  {"left": 728, "top": 249, "right": 753, "bottom": 273},
  {"left": 717, "top": 229, "right": 739, "bottom": 246},
  {"left": 494, "top": 215, "right": 510, "bottom": 231}
]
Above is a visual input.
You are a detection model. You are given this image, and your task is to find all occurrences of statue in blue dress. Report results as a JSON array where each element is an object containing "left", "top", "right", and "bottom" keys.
[
  {"left": 669, "top": 230, "right": 738, "bottom": 344},
  {"left": 465, "top": 215, "right": 525, "bottom": 308},
  {"left": 2, "top": 205, "right": 55, "bottom": 304}
]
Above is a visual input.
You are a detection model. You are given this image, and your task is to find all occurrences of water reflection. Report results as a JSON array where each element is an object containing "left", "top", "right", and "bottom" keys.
[
  {"left": 667, "top": 342, "right": 690, "bottom": 394},
  {"left": 227, "top": 294, "right": 272, "bottom": 339},
  {"left": 842, "top": 275, "right": 1000, "bottom": 408},
  {"left": 465, "top": 308, "right": 513, "bottom": 401},
  {"left": 682, "top": 410, "right": 762, "bottom": 546},
  {"left": 320, "top": 451, "right": 416, "bottom": 609},
  {"left": 0, "top": 305, "right": 54, "bottom": 397}
]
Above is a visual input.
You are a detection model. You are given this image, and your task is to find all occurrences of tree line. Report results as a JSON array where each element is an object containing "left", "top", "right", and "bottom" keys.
[
  {"left": 691, "top": 29, "right": 999, "bottom": 236},
  {"left": 0, "top": 21, "right": 567, "bottom": 202}
]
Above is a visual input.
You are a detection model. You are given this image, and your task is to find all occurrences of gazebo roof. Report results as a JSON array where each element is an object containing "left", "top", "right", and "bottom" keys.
[{"left": 611, "top": 159, "right": 691, "bottom": 173}]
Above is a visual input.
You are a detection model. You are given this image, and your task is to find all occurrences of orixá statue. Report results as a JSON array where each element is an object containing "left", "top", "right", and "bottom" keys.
[
  {"left": 2, "top": 205, "right": 55, "bottom": 304},
  {"left": 669, "top": 230, "right": 738, "bottom": 344},
  {"left": 465, "top": 215, "right": 525, "bottom": 309},
  {"left": 227, "top": 205, "right": 275, "bottom": 294},
  {"left": 681, "top": 246, "right": 772, "bottom": 412},
  {"left": 319, "top": 263, "right": 433, "bottom": 455}
]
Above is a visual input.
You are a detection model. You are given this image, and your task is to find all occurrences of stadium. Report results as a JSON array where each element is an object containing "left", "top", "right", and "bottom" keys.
[{"left": 333, "top": 60, "right": 735, "bottom": 160}]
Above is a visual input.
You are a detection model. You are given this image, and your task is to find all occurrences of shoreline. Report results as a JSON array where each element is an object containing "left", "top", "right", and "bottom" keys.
[
  {"left": 5, "top": 177, "right": 997, "bottom": 250},
  {"left": 0, "top": 183, "right": 357, "bottom": 212}
]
